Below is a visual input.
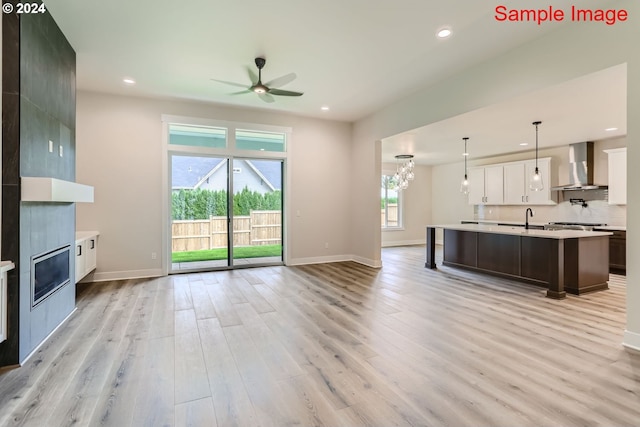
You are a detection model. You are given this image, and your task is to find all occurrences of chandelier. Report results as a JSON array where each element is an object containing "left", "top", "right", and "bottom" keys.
[{"left": 393, "top": 154, "right": 415, "bottom": 191}]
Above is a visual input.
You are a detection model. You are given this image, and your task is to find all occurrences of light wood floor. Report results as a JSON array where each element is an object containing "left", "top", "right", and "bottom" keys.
[{"left": 0, "top": 245, "right": 638, "bottom": 427}]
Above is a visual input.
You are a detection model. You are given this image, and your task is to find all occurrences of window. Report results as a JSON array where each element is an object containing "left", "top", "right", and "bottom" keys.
[
  {"left": 169, "top": 124, "right": 226, "bottom": 148},
  {"left": 381, "top": 175, "right": 401, "bottom": 229},
  {"left": 236, "top": 129, "right": 285, "bottom": 152}
]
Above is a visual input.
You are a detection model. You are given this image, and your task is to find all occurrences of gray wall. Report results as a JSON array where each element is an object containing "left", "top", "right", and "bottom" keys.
[{"left": 1, "top": 7, "right": 76, "bottom": 365}]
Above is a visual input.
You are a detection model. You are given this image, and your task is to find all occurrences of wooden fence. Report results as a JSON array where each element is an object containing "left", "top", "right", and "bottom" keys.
[
  {"left": 382, "top": 204, "right": 398, "bottom": 227},
  {"left": 172, "top": 210, "right": 281, "bottom": 252}
]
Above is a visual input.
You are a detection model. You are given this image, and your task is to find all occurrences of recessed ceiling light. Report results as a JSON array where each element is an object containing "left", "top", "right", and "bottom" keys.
[
  {"left": 520, "top": 142, "right": 529, "bottom": 146},
  {"left": 321, "top": 106, "right": 330, "bottom": 111},
  {"left": 436, "top": 28, "right": 452, "bottom": 39},
  {"left": 462, "top": 152, "right": 469, "bottom": 156},
  {"left": 123, "top": 77, "right": 136, "bottom": 85},
  {"left": 605, "top": 127, "right": 618, "bottom": 131}
]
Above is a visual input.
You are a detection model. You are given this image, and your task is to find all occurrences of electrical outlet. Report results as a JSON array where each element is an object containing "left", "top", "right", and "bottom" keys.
[
  {"left": 151, "top": 252, "right": 157, "bottom": 260},
  {"left": 48, "top": 140, "right": 54, "bottom": 152},
  {"left": 59, "top": 145, "right": 63, "bottom": 157},
  {"left": 325, "top": 242, "right": 329, "bottom": 249}
]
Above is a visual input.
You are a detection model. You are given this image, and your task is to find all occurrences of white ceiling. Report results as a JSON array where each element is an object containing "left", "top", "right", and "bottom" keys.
[
  {"left": 382, "top": 63, "right": 627, "bottom": 165},
  {"left": 43, "top": 0, "right": 625, "bottom": 165}
]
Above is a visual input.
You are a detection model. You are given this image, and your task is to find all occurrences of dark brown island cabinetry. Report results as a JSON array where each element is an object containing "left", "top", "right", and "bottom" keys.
[
  {"left": 426, "top": 225, "right": 612, "bottom": 299},
  {"left": 600, "top": 229, "right": 626, "bottom": 275}
]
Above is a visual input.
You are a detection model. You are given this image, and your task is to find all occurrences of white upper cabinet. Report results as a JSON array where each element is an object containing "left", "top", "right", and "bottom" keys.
[
  {"left": 502, "top": 158, "right": 554, "bottom": 205},
  {"left": 467, "top": 167, "right": 486, "bottom": 205},
  {"left": 470, "top": 157, "right": 554, "bottom": 206},
  {"left": 467, "top": 165, "right": 504, "bottom": 205},
  {"left": 503, "top": 162, "right": 526, "bottom": 204},
  {"left": 485, "top": 165, "right": 505, "bottom": 204},
  {"left": 605, "top": 148, "right": 626, "bottom": 205}
]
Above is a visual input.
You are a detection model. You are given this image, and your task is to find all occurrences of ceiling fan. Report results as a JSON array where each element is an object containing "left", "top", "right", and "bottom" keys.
[{"left": 212, "top": 57, "right": 304, "bottom": 103}]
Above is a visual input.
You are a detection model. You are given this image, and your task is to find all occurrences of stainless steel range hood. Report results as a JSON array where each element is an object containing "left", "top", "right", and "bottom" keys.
[{"left": 551, "top": 142, "right": 608, "bottom": 191}]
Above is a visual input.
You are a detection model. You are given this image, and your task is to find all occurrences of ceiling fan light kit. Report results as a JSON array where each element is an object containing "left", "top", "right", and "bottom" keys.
[{"left": 213, "top": 57, "right": 303, "bottom": 103}]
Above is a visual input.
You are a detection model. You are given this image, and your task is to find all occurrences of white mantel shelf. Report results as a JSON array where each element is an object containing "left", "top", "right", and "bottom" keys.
[{"left": 21, "top": 177, "right": 94, "bottom": 203}]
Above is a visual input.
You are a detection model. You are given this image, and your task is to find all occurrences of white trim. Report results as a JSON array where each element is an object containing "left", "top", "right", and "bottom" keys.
[
  {"left": 381, "top": 239, "right": 424, "bottom": 247},
  {"left": 381, "top": 173, "right": 403, "bottom": 229},
  {"left": 161, "top": 122, "right": 170, "bottom": 276},
  {"left": 287, "top": 254, "right": 382, "bottom": 268},
  {"left": 20, "top": 308, "right": 76, "bottom": 365},
  {"left": 287, "top": 255, "right": 353, "bottom": 266},
  {"left": 351, "top": 255, "right": 382, "bottom": 268},
  {"left": 91, "top": 269, "right": 164, "bottom": 282},
  {"left": 162, "top": 114, "right": 292, "bottom": 135},
  {"left": 0, "top": 261, "right": 14, "bottom": 344},
  {"left": 623, "top": 329, "right": 640, "bottom": 352},
  {"left": 87, "top": 255, "right": 384, "bottom": 281},
  {"left": 162, "top": 114, "right": 289, "bottom": 273}
]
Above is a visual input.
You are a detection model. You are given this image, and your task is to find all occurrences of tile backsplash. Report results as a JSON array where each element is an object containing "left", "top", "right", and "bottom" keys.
[{"left": 476, "top": 190, "right": 626, "bottom": 226}]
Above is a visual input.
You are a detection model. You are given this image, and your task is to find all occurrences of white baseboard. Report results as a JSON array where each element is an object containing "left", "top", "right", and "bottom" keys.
[
  {"left": 92, "top": 255, "right": 383, "bottom": 279},
  {"left": 623, "top": 329, "right": 640, "bottom": 352},
  {"left": 287, "top": 255, "right": 352, "bottom": 266},
  {"left": 287, "top": 254, "right": 381, "bottom": 268},
  {"left": 381, "top": 239, "right": 424, "bottom": 248},
  {"left": 351, "top": 255, "right": 382, "bottom": 268},
  {"left": 91, "top": 268, "right": 164, "bottom": 283}
]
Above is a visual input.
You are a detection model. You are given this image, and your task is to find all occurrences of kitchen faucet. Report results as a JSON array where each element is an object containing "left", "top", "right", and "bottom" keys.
[{"left": 525, "top": 208, "right": 533, "bottom": 230}]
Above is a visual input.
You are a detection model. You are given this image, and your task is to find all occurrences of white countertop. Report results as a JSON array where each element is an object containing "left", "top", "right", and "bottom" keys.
[
  {"left": 462, "top": 219, "right": 548, "bottom": 227},
  {"left": 463, "top": 219, "right": 626, "bottom": 232},
  {"left": 429, "top": 224, "right": 613, "bottom": 239},
  {"left": 76, "top": 231, "right": 100, "bottom": 241},
  {"left": 1, "top": 261, "right": 15, "bottom": 273}
]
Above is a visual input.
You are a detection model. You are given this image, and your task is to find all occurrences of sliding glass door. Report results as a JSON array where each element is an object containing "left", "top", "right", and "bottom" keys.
[
  {"left": 231, "top": 158, "right": 283, "bottom": 266},
  {"left": 170, "top": 154, "right": 283, "bottom": 272},
  {"left": 170, "top": 155, "right": 230, "bottom": 271}
]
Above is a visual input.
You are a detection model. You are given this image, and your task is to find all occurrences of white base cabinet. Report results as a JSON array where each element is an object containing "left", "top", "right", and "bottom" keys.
[{"left": 75, "top": 231, "right": 99, "bottom": 283}]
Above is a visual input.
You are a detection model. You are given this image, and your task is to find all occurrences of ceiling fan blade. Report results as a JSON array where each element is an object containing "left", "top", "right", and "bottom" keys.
[
  {"left": 258, "top": 93, "right": 275, "bottom": 103},
  {"left": 246, "top": 66, "right": 259, "bottom": 84},
  {"left": 268, "top": 88, "right": 304, "bottom": 97},
  {"left": 265, "top": 72, "right": 297, "bottom": 89},
  {"left": 229, "top": 90, "right": 251, "bottom": 95},
  {"left": 210, "top": 78, "right": 248, "bottom": 89}
]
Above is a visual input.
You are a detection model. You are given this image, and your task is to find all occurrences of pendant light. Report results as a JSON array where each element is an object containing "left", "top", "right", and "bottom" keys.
[
  {"left": 460, "top": 137, "right": 470, "bottom": 194},
  {"left": 529, "top": 121, "right": 544, "bottom": 191}
]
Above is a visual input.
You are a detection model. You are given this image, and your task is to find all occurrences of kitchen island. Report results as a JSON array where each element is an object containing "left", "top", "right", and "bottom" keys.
[{"left": 425, "top": 224, "right": 612, "bottom": 299}]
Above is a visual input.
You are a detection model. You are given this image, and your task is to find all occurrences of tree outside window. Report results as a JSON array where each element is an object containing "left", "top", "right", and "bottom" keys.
[{"left": 381, "top": 175, "right": 401, "bottom": 229}]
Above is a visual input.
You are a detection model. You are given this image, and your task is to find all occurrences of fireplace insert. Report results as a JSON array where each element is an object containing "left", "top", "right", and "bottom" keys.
[{"left": 31, "top": 245, "right": 71, "bottom": 308}]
